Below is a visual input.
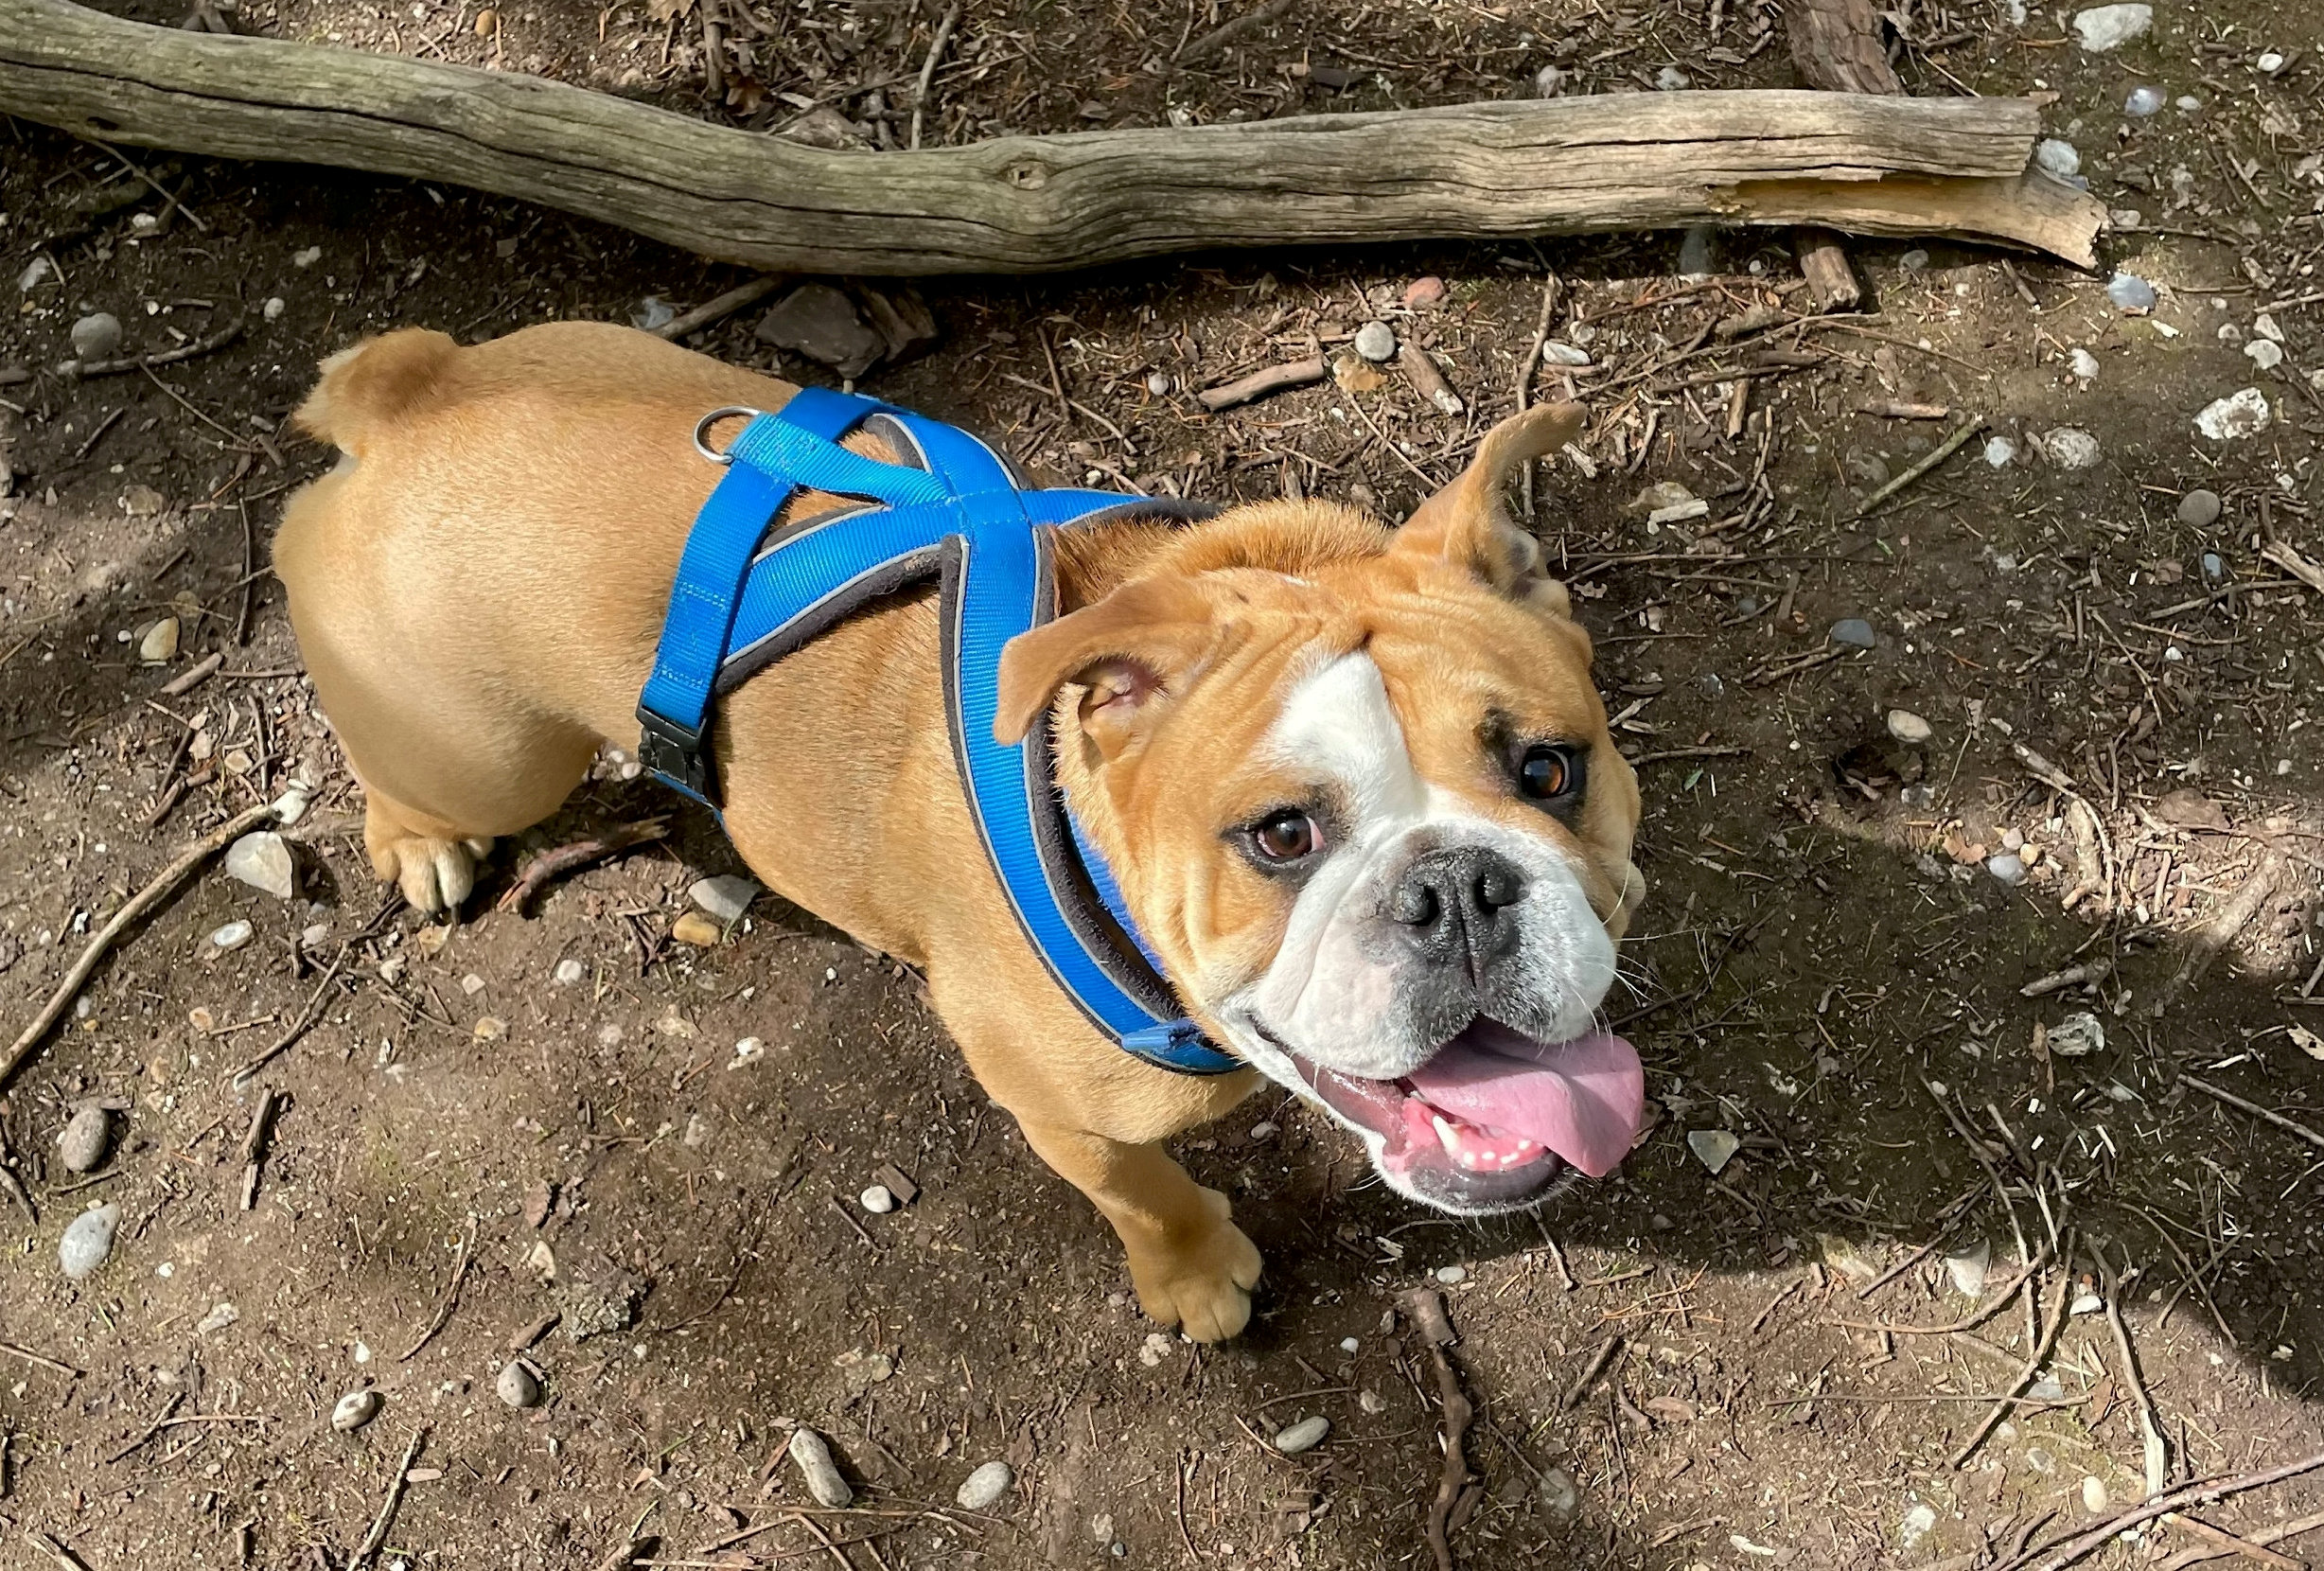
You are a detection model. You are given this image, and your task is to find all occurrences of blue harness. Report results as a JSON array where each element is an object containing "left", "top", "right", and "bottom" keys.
[{"left": 636, "top": 388, "right": 1241, "bottom": 1077}]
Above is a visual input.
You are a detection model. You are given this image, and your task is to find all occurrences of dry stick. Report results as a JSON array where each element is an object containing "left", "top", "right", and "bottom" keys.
[
  {"left": 2260, "top": 538, "right": 2324, "bottom": 597},
  {"left": 1990, "top": 1450, "right": 2324, "bottom": 1571},
  {"left": 2163, "top": 853, "right": 2284, "bottom": 1005},
  {"left": 651, "top": 276, "right": 783, "bottom": 341},
  {"left": 2099, "top": 1248, "right": 2169, "bottom": 1495},
  {"left": 227, "top": 956, "right": 346, "bottom": 1086},
  {"left": 75, "top": 313, "right": 244, "bottom": 377},
  {"left": 2012, "top": 743, "right": 2117, "bottom": 916},
  {"left": 1831, "top": 1235, "right": 2058, "bottom": 1335},
  {"left": 1177, "top": 0, "right": 1297, "bottom": 62},
  {"left": 1950, "top": 1264, "right": 2072, "bottom": 1469},
  {"left": 0, "top": 1339, "right": 80, "bottom": 1377},
  {"left": 1924, "top": 1079, "right": 2031, "bottom": 1265},
  {"left": 1561, "top": 1334, "right": 1623, "bottom": 1411},
  {"left": 2181, "top": 1075, "right": 2324, "bottom": 1156},
  {"left": 1513, "top": 270, "right": 1563, "bottom": 520},
  {"left": 2161, "top": 1509, "right": 2324, "bottom": 1571},
  {"left": 0, "top": 802, "right": 276, "bottom": 1094},
  {"left": 1851, "top": 414, "right": 1982, "bottom": 517},
  {"left": 905, "top": 1, "right": 960, "bottom": 151},
  {"left": 397, "top": 1216, "right": 478, "bottom": 1361},
  {"left": 1196, "top": 356, "right": 1327, "bottom": 413},
  {"left": 160, "top": 650, "right": 225, "bottom": 696},
  {"left": 1400, "top": 1288, "right": 1470, "bottom": 1571},
  {"left": 350, "top": 1425, "right": 430, "bottom": 1570},
  {"left": 496, "top": 819, "right": 670, "bottom": 914},
  {"left": 237, "top": 1087, "right": 281, "bottom": 1211},
  {"left": 2165, "top": 1513, "right": 2304, "bottom": 1571},
  {"left": 23, "top": 1531, "right": 92, "bottom": 1571},
  {"left": 104, "top": 1389, "right": 187, "bottom": 1464}
]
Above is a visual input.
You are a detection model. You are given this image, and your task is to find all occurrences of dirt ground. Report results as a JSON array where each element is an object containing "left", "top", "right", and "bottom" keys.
[{"left": 6, "top": 1, "right": 2324, "bottom": 1567}]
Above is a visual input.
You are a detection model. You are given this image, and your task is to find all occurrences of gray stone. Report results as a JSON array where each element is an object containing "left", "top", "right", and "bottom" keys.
[
  {"left": 60, "top": 1202, "right": 119, "bottom": 1280},
  {"left": 1541, "top": 341, "right": 1592, "bottom": 367},
  {"left": 1435, "top": 1264, "right": 1467, "bottom": 1285},
  {"left": 756, "top": 284, "right": 885, "bottom": 380},
  {"left": 70, "top": 312, "right": 122, "bottom": 361},
  {"left": 628, "top": 296, "right": 676, "bottom": 332},
  {"left": 689, "top": 874, "right": 761, "bottom": 924},
  {"left": 956, "top": 1459, "right": 1013, "bottom": 1510},
  {"left": 197, "top": 1301, "right": 239, "bottom": 1334},
  {"left": 1986, "top": 852, "right": 2027, "bottom": 886},
  {"left": 2105, "top": 272, "right": 2157, "bottom": 312},
  {"left": 2123, "top": 84, "right": 2165, "bottom": 116},
  {"left": 210, "top": 920, "right": 254, "bottom": 953},
  {"left": 1686, "top": 1128, "right": 1740, "bottom": 1174},
  {"left": 2194, "top": 388, "right": 2270, "bottom": 440},
  {"left": 2202, "top": 551, "right": 2227, "bottom": 581},
  {"left": 496, "top": 1360, "right": 543, "bottom": 1408},
  {"left": 2069, "top": 347, "right": 2101, "bottom": 381},
  {"left": 2071, "top": 3, "right": 2151, "bottom": 51},
  {"left": 2037, "top": 428, "right": 2103, "bottom": 468},
  {"left": 59, "top": 1106, "right": 111, "bottom": 1174},
  {"left": 2050, "top": 1012, "right": 2106, "bottom": 1057},
  {"left": 1539, "top": 1466, "right": 1578, "bottom": 1519},
  {"left": 1886, "top": 709, "right": 1933, "bottom": 746},
  {"left": 1654, "top": 64, "right": 1691, "bottom": 90},
  {"left": 1274, "top": 1416, "right": 1331, "bottom": 1455},
  {"left": 560, "top": 1265, "right": 647, "bottom": 1341},
  {"left": 2245, "top": 340, "right": 2284, "bottom": 372},
  {"left": 1983, "top": 435, "right": 2018, "bottom": 468},
  {"left": 331, "top": 1388, "right": 382, "bottom": 1433},
  {"left": 553, "top": 957, "right": 586, "bottom": 985},
  {"left": 1945, "top": 1240, "right": 1990, "bottom": 1297},
  {"left": 1145, "top": 370, "right": 1172, "bottom": 396},
  {"left": 1899, "top": 248, "right": 1930, "bottom": 272},
  {"left": 1829, "top": 618, "right": 1877, "bottom": 649},
  {"left": 2034, "top": 139, "right": 2082, "bottom": 178},
  {"left": 2176, "top": 488, "right": 2222, "bottom": 528},
  {"left": 789, "top": 1426, "right": 854, "bottom": 1509},
  {"left": 225, "top": 831, "right": 296, "bottom": 900},
  {"left": 1676, "top": 226, "right": 1716, "bottom": 280},
  {"left": 1352, "top": 321, "right": 1396, "bottom": 362}
]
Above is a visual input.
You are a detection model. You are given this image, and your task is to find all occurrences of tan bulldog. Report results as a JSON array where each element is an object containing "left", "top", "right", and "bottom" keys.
[{"left": 275, "top": 321, "right": 1646, "bottom": 1342}]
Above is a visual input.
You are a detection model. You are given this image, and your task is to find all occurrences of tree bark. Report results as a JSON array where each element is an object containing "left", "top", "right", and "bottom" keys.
[
  {"left": 0, "top": 0, "right": 2103, "bottom": 274},
  {"left": 1784, "top": 0, "right": 1906, "bottom": 309}
]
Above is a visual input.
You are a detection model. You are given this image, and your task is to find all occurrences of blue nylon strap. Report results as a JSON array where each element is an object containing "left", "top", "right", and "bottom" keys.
[{"left": 638, "top": 388, "right": 1241, "bottom": 1077}]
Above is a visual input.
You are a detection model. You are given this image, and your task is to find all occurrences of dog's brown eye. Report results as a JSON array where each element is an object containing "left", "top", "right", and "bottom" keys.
[
  {"left": 1519, "top": 745, "right": 1576, "bottom": 800},
  {"left": 1252, "top": 811, "right": 1318, "bottom": 862}
]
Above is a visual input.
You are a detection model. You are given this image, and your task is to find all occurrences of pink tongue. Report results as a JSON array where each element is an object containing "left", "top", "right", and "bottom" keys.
[{"left": 1401, "top": 1024, "right": 1645, "bottom": 1178}]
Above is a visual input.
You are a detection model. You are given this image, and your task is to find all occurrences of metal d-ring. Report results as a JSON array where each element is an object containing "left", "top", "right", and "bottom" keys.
[{"left": 692, "top": 405, "right": 766, "bottom": 465}]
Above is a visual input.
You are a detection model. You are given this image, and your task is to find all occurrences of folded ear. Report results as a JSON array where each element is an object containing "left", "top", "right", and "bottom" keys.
[
  {"left": 995, "top": 574, "right": 1219, "bottom": 760},
  {"left": 1390, "top": 401, "right": 1587, "bottom": 604}
]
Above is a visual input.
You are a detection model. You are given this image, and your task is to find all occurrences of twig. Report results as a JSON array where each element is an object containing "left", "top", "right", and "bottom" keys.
[
  {"left": 1626, "top": 745, "right": 1752, "bottom": 767},
  {"left": 496, "top": 819, "right": 669, "bottom": 913},
  {"left": 104, "top": 1389, "right": 187, "bottom": 1464},
  {"left": 2163, "top": 853, "right": 2284, "bottom": 1004},
  {"left": 93, "top": 138, "right": 207, "bottom": 231},
  {"left": 0, "top": 802, "right": 277, "bottom": 1094},
  {"left": 1851, "top": 414, "right": 1982, "bottom": 517},
  {"left": 350, "top": 1425, "right": 430, "bottom": 1569},
  {"left": 2099, "top": 1247, "right": 2168, "bottom": 1495},
  {"left": 2181, "top": 1075, "right": 2324, "bottom": 1156},
  {"left": 1177, "top": 0, "right": 1297, "bottom": 62},
  {"left": 1560, "top": 1335, "right": 1622, "bottom": 1411},
  {"left": 1950, "top": 1264, "right": 2072, "bottom": 1469},
  {"left": 653, "top": 277, "right": 784, "bottom": 341},
  {"left": 1400, "top": 1288, "right": 1470, "bottom": 1571},
  {"left": 234, "top": 499, "right": 255, "bottom": 645},
  {"left": 1196, "top": 356, "right": 1327, "bottom": 413},
  {"left": 2161, "top": 1509, "right": 2324, "bottom": 1571},
  {"left": 22, "top": 1531, "right": 92, "bottom": 1571},
  {"left": 396, "top": 1216, "right": 477, "bottom": 1361},
  {"left": 1989, "top": 1450, "right": 2324, "bottom": 1571},
  {"left": 237, "top": 1087, "right": 282, "bottom": 1211},
  {"left": 227, "top": 957, "right": 346, "bottom": 1086},
  {"left": 1924, "top": 1080, "right": 2030, "bottom": 1264},
  {"left": 71, "top": 405, "right": 125, "bottom": 459},
  {"left": 75, "top": 314, "right": 245, "bottom": 378},
  {"left": 160, "top": 651, "right": 225, "bottom": 697},
  {"left": 906, "top": 2, "right": 961, "bottom": 150},
  {"left": 0, "top": 1339, "right": 80, "bottom": 1377},
  {"left": 2260, "top": 538, "right": 2324, "bottom": 597},
  {"left": 2164, "top": 1513, "right": 2303, "bottom": 1570}
]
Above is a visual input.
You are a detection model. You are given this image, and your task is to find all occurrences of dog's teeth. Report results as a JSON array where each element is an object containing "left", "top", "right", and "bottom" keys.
[{"left": 1431, "top": 1114, "right": 1460, "bottom": 1157}]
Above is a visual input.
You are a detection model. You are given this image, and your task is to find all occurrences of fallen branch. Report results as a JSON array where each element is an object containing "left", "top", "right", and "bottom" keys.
[
  {"left": 2163, "top": 850, "right": 2283, "bottom": 1004},
  {"left": 73, "top": 312, "right": 244, "bottom": 377},
  {"left": 351, "top": 1425, "right": 430, "bottom": 1569},
  {"left": 1990, "top": 1450, "right": 2324, "bottom": 1571},
  {"left": 2181, "top": 1075, "right": 2324, "bottom": 1156},
  {"left": 1197, "top": 356, "right": 1326, "bottom": 413},
  {"left": 1951, "top": 1264, "right": 2072, "bottom": 1469},
  {"left": 1400, "top": 1288, "right": 1471, "bottom": 1571},
  {"left": 0, "top": 0, "right": 2105, "bottom": 272},
  {"left": 396, "top": 1215, "right": 477, "bottom": 1361},
  {"left": 650, "top": 277, "right": 783, "bottom": 342},
  {"left": 0, "top": 802, "right": 277, "bottom": 1095},
  {"left": 2161, "top": 1509, "right": 2324, "bottom": 1571},
  {"left": 0, "top": 1339, "right": 80, "bottom": 1377},
  {"left": 496, "top": 818, "right": 670, "bottom": 914},
  {"left": 1853, "top": 413, "right": 1982, "bottom": 516}
]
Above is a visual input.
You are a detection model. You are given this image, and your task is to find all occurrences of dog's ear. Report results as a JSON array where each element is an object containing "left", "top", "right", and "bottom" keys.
[
  {"left": 1390, "top": 401, "right": 1586, "bottom": 611},
  {"left": 995, "top": 574, "right": 1218, "bottom": 760}
]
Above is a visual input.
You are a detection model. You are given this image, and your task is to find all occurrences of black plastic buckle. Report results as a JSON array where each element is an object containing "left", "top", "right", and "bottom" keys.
[{"left": 635, "top": 704, "right": 715, "bottom": 803}]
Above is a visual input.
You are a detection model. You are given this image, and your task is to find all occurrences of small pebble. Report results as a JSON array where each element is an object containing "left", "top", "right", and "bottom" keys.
[
  {"left": 224, "top": 831, "right": 296, "bottom": 900},
  {"left": 2245, "top": 340, "right": 2284, "bottom": 371},
  {"left": 1540, "top": 341, "right": 1592, "bottom": 367},
  {"left": 1339, "top": 1336, "right": 1361, "bottom": 1353},
  {"left": 1676, "top": 226, "right": 1716, "bottom": 279},
  {"left": 1944, "top": 1241, "right": 1990, "bottom": 1297},
  {"left": 1400, "top": 276, "right": 1446, "bottom": 309},
  {"left": 2193, "top": 388, "right": 2270, "bottom": 441},
  {"left": 70, "top": 311, "right": 122, "bottom": 361},
  {"left": 2201, "top": 551, "right": 2227, "bottom": 581},
  {"left": 860, "top": 1184, "right": 896, "bottom": 1214},
  {"left": 671, "top": 912, "right": 724, "bottom": 947},
  {"left": 301, "top": 922, "right": 331, "bottom": 948},
  {"left": 1352, "top": 321, "right": 1396, "bottom": 362},
  {"left": 210, "top": 920, "right": 254, "bottom": 953},
  {"left": 292, "top": 245, "right": 322, "bottom": 268},
  {"left": 629, "top": 296, "right": 676, "bottom": 332},
  {"left": 2070, "top": 1291, "right": 2104, "bottom": 1316},
  {"left": 553, "top": 957, "right": 586, "bottom": 985},
  {"left": 1982, "top": 435, "right": 2018, "bottom": 468},
  {"left": 1248, "top": 1121, "right": 1278, "bottom": 1140},
  {"left": 1986, "top": 852, "right": 2027, "bottom": 886},
  {"left": 2070, "top": 2, "right": 2151, "bottom": 51},
  {"left": 1899, "top": 248, "right": 1930, "bottom": 272},
  {"left": 262, "top": 296, "right": 287, "bottom": 322},
  {"left": 2257, "top": 50, "right": 2283, "bottom": 73},
  {"left": 2082, "top": 1475, "right": 2110, "bottom": 1513},
  {"left": 2068, "top": 347, "right": 2100, "bottom": 381},
  {"left": 956, "top": 1460, "right": 1013, "bottom": 1511},
  {"left": 331, "top": 1389, "right": 382, "bottom": 1433},
  {"left": 1435, "top": 1264, "right": 1467, "bottom": 1285},
  {"left": 496, "top": 1360, "right": 543, "bottom": 1408},
  {"left": 689, "top": 874, "right": 761, "bottom": 924},
  {"left": 2050, "top": 1012, "right": 2107, "bottom": 1058},
  {"left": 2122, "top": 85, "right": 2165, "bottom": 117},
  {"left": 1533, "top": 63, "right": 1564, "bottom": 96},
  {"left": 59, "top": 1106, "right": 111, "bottom": 1174},
  {"left": 1359, "top": 1388, "right": 1386, "bottom": 1414},
  {"left": 2176, "top": 488, "right": 2222, "bottom": 527},
  {"left": 1539, "top": 1466, "right": 1579, "bottom": 1519},
  {"left": 1145, "top": 370, "right": 1171, "bottom": 396},
  {"left": 1274, "top": 1416, "right": 1331, "bottom": 1455},
  {"left": 1887, "top": 709, "right": 1933, "bottom": 746},
  {"left": 2037, "top": 428, "right": 2103, "bottom": 468},
  {"left": 2034, "top": 138, "right": 2081, "bottom": 178},
  {"left": 1829, "top": 618, "right": 1876, "bottom": 649},
  {"left": 789, "top": 1426, "right": 854, "bottom": 1509},
  {"left": 197, "top": 1301, "right": 239, "bottom": 1334},
  {"left": 1653, "top": 63, "right": 1691, "bottom": 91},
  {"left": 1686, "top": 1128, "right": 1740, "bottom": 1174},
  {"left": 60, "top": 1202, "right": 119, "bottom": 1280}
]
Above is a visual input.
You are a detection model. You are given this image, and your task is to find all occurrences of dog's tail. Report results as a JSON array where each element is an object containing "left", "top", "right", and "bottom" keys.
[{"left": 293, "top": 328, "right": 459, "bottom": 458}]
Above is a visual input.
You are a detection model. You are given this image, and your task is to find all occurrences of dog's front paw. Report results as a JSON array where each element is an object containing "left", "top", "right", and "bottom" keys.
[
  {"left": 1129, "top": 1188, "right": 1263, "bottom": 1343},
  {"left": 366, "top": 826, "right": 491, "bottom": 914}
]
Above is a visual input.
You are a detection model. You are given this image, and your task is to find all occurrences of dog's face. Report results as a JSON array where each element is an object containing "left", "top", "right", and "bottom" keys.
[{"left": 998, "top": 405, "right": 1646, "bottom": 1214}]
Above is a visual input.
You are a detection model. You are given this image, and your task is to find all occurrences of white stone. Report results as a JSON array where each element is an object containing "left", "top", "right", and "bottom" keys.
[
  {"left": 292, "top": 245, "right": 323, "bottom": 268},
  {"left": 1541, "top": 342, "right": 1592, "bottom": 367},
  {"left": 138, "top": 616, "right": 179, "bottom": 663},
  {"left": 262, "top": 296, "right": 287, "bottom": 322},
  {"left": 789, "top": 1426, "right": 854, "bottom": 1509},
  {"left": 210, "top": 920, "right": 254, "bottom": 952},
  {"left": 224, "top": 831, "right": 296, "bottom": 899},
  {"left": 2050, "top": 1012, "right": 2106, "bottom": 1058},
  {"left": 2037, "top": 428, "right": 2103, "bottom": 468},
  {"left": 2194, "top": 387, "right": 2271, "bottom": 440},
  {"left": 1352, "top": 321, "right": 1396, "bottom": 363},
  {"left": 860, "top": 1184, "right": 896, "bottom": 1213},
  {"left": 331, "top": 1389, "right": 382, "bottom": 1432},
  {"left": 956, "top": 1460, "right": 1013, "bottom": 1510},
  {"left": 496, "top": 1360, "right": 543, "bottom": 1407},
  {"left": 553, "top": 958, "right": 587, "bottom": 985},
  {"left": 2245, "top": 340, "right": 2284, "bottom": 371},
  {"left": 1687, "top": 1128, "right": 1740, "bottom": 1174},
  {"left": 1886, "top": 710, "right": 1932, "bottom": 745},
  {"left": 1983, "top": 436, "right": 2018, "bottom": 468},
  {"left": 2069, "top": 347, "right": 2100, "bottom": 381},
  {"left": 689, "top": 874, "right": 761, "bottom": 924},
  {"left": 1900, "top": 1504, "right": 1939, "bottom": 1551},
  {"left": 2035, "top": 139, "right": 2082, "bottom": 178},
  {"left": 197, "top": 1301, "right": 239, "bottom": 1334},
  {"left": 2070, "top": 4, "right": 2151, "bottom": 51},
  {"left": 71, "top": 312, "right": 122, "bottom": 361},
  {"left": 1945, "top": 1240, "right": 1990, "bottom": 1297},
  {"left": 1274, "top": 1416, "right": 1331, "bottom": 1454},
  {"left": 1435, "top": 1264, "right": 1467, "bottom": 1285},
  {"left": 272, "top": 786, "right": 311, "bottom": 826},
  {"left": 2253, "top": 313, "right": 2284, "bottom": 342}
]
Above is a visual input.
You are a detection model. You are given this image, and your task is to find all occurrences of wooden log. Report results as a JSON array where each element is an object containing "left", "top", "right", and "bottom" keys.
[
  {"left": 0, "top": 0, "right": 2104, "bottom": 274},
  {"left": 1783, "top": 0, "right": 1904, "bottom": 310}
]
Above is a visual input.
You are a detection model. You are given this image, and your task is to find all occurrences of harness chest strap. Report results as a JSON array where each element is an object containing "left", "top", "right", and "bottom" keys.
[{"left": 635, "top": 387, "right": 1241, "bottom": 1077}]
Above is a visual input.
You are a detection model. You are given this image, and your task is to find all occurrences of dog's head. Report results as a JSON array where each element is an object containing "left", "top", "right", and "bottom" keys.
[{"left": 996, "top": 403, "right": 1646, "bottom": 1214}]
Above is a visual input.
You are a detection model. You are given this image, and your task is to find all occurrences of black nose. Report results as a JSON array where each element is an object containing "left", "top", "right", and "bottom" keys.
[{"left": 1388, "top": 846, "right": 1527, "bottom": 975}]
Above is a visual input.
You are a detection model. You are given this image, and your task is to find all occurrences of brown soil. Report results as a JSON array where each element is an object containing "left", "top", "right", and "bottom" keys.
[{"left": 4, "top": 2, "right": 2324, "bottom": 1568}]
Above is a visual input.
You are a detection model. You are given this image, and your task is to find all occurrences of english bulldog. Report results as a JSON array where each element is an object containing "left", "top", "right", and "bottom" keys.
[{"left": 275, "top": 321, "right": 1646, "bottom": 1341}]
